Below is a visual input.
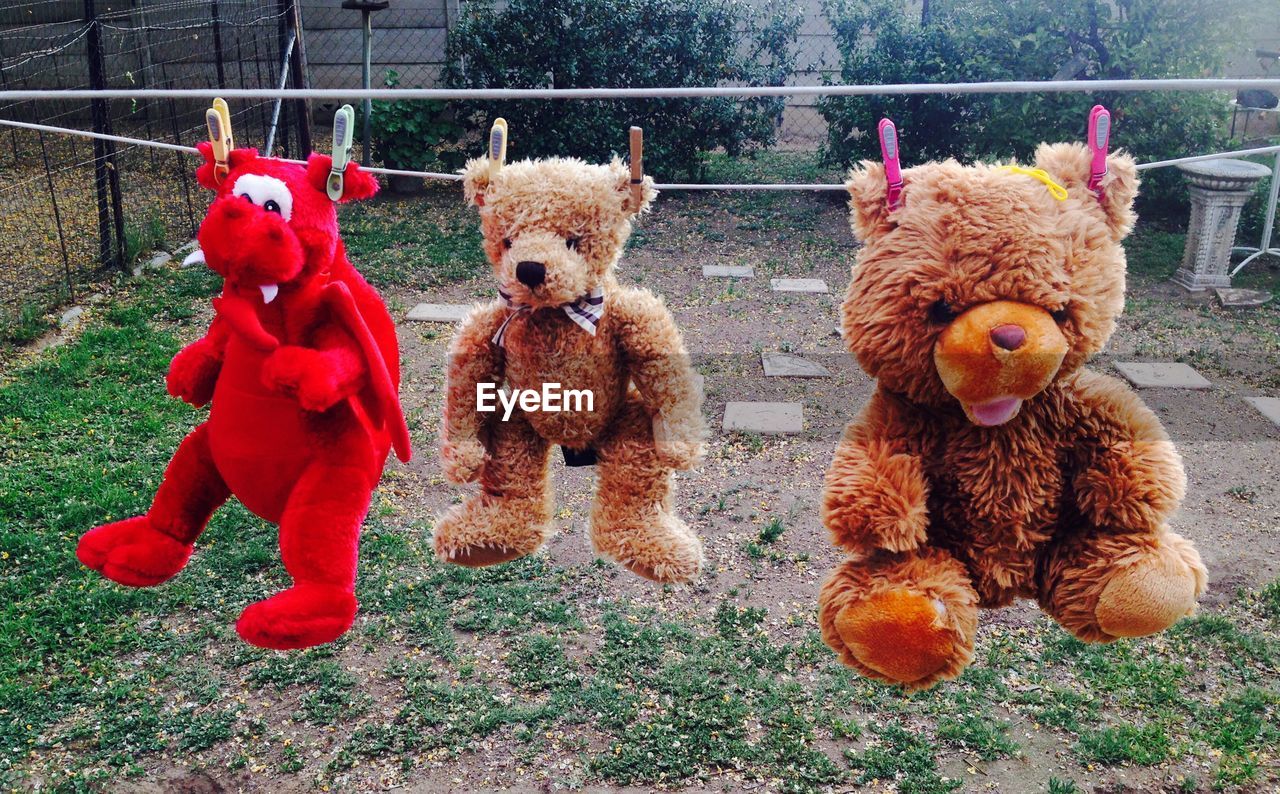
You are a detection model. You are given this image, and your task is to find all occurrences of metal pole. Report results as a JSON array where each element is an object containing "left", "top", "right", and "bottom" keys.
[
  {"left": 264, "top": 31, "right": 296, "bottom": 155},
  {"left": 38, "top": 130, "right": 73, "bottom": 301},
  {"left": 361, "top": 9, "right": 373, "bottom": 166},
  {"left": 288, "top": 0, "right": 312, "bottom": 156},
  {"left": 212, "top": 0, "right": 226, "bottom": 89}
]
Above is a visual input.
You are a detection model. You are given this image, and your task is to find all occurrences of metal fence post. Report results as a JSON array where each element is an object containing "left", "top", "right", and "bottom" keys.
[
  {"left": 37, "top": 130, "right": 73, "bottom": 302},
  {"left": 212, "top": 0, "right": 226, "bottom": 89},
  {"left": 288, "top": 0, "right": 312, "bottom": 156},
  {"left": 84, "top": 0, "right": 127, "bottom": 272}
]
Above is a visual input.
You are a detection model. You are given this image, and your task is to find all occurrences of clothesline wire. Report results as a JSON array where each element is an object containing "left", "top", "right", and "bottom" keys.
[
  {"left": 3, "top": 117, "right": 1277, "bottom": 191},
  {"left": 2, "top": 77, "right": 1280, "bottom": 101}
]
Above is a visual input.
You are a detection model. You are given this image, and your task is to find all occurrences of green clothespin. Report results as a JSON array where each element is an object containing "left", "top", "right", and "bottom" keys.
[{"left": 327, "top": 104, "right": 355, "bottom": 201}]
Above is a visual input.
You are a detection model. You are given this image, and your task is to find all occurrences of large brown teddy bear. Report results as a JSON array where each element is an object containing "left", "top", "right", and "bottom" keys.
[
  {"left": 436, "top": 148, "right": 707, "bottom": 583},
  {"left": 819, "top": 141, "right": 1207, "bottom": 690}
]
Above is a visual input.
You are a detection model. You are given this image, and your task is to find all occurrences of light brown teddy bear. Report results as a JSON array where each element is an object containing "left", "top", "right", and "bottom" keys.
[
  {"left": 436, "top": 139, "right": 707, "bottom": 583},
  {"left": 819, "top": 139, "right": 1207, "bottom": 690}
]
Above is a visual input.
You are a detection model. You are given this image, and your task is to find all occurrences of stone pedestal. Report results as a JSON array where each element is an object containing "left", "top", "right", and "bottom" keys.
[{"left": 1172, "top": 159, "right": 1271, "bottom": 291}]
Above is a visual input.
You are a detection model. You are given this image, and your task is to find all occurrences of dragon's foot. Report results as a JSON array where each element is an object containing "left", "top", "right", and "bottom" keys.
[
  {"left": 76, "top": 516, "right": 193, "bottom": 587},
  {"left": 235, "top": 584, "right": 357, "bottom": 650}
]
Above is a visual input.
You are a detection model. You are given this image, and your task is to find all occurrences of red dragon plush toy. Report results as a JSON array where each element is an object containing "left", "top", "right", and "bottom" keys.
[{"left": 76, "top": 142, "right": 410, "bottom": 650}]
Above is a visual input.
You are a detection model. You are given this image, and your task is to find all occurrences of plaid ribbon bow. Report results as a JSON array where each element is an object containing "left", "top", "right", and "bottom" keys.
[{"left": 492, "top": 286, "right": 605, "bottom": 348}]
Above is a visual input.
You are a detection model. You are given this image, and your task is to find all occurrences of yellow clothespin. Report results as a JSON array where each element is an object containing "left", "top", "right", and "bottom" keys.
[
  {"left": 488, "top": 118, "right": 508, "bottom": 182},
  {"left": 327, "top": 104, "right": 355, "bottom": 201},
  {"left": 205, "top": 97, "right": 233, "bottom": 184},
  {"left": 629, "top": 126, "right": 644, "bottom": 209}
]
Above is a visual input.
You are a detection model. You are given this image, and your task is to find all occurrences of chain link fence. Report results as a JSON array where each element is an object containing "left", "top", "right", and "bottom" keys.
[
  {"left": 2, "top": 0, "right": 1274, "bottom": 339},
  {"left": 0, "top": 0, "right": 309, "bottom": 338}
]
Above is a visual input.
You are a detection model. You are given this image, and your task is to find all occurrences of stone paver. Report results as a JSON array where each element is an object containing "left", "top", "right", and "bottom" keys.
[
  {"left": 1215, "top": 287, "right": 1273, "bottom": 308},
  {"left": 722, "top": 402, "right": 804, "bottom": 434},
  {"left": 1114, "top": 362, "right": 1213, "bottom": 390},
  {"left": 761, "top": 352, "right": 832, "bottom": 378},
  {"left": 59, "top": 306, "right": 85, "bottom": 331},
  {"left": 703, "top": 265, "right": 754, "bottom": 278},
  {"left": 407, "top": 303, "right": 473, "bottom": 322},
  {"left": 770, "top": 278, "right": 828, "bottom": 294},
  {"left": 1245, "top": 396, "right": 1280, "bottom": 428}
]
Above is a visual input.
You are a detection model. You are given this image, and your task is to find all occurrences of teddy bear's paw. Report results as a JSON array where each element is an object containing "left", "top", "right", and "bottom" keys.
[
  {"left": 77, "top": 517, "right": 194, "bottom": 588},
  {"left": 235, "top": 584, "right": 358, "bottom": 650},
  {"left": 433, "top": 497, "right": 550, "bottom": 568},
  {"left": 594, "top": 515, "right": 704, "bottom": 584},
  {"left": 441, "top": 438, "right": 488, "bottom": 484},
  {"left": 1094, "top": 533, "right": 1206, "bottom": 639},
  {"left": 831, "top": 590, "right": 968, "bottom": 689}
]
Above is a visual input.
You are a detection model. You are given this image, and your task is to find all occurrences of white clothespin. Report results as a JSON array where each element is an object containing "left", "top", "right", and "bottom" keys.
[
  {"left": 205, "top": 97, "right": 233, "bottom": 184},
  {"left": 327, "top": 104, "right": 355, "bottom": 201},
  {"left": 488, "top": 117, "right": 508, "bottom": 182}
]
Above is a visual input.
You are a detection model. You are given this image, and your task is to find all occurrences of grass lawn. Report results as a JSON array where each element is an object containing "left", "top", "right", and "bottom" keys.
[{"left": 1, "top": 179, "right": 1278, "bottom": 792}]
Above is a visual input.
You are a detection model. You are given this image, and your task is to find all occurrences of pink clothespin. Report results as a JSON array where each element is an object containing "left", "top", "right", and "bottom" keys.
[
  {"left": 878, "top": 117, "right": 904, "bottom": 211},
  {"left": 1087, "top": 104, "right": 1110, "bottom": 199}
]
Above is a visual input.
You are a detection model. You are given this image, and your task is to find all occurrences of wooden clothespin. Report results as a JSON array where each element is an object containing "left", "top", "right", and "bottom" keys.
[
  {"left": 629, "top": 126, "right": 644, "bottom": 209},
  {"left": 205, "top": 97, "right": 233, "bottom": 184},
  {"left": 1087, "top": 104, "right": 1111, "bottom": 199},
  {"left": 327, "top": 104, "right": 355, "bottom": 201},
  {"left": 878, "top": 117, "right": 903, "bottom": 211}
]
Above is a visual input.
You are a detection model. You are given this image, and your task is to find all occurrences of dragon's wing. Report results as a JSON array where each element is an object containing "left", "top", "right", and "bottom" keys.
[{"left": 322, "top": 281, "right": 412, "bottom": 463}]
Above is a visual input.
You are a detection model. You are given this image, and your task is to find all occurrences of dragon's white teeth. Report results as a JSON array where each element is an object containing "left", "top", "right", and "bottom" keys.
[
  {"left": 182, "top": 248, "right": 205, "bottom": 267},
  {"left": 259, "top": 283, "right": 279, "bottom": 304}
]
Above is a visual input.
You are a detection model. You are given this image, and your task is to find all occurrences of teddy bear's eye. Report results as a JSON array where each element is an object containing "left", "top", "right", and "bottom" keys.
[
  {"left": 566, "top": 237, "right": 580, "bottom": 251},
  {"left": 1051, "top": 306, "right": 1070, "bottom": 324},
  {"left": 928, "top": 299, "right": 959, "bottom": 325},
  {"left": 502, "top": 238, "right": 513, "bottom": 249}
]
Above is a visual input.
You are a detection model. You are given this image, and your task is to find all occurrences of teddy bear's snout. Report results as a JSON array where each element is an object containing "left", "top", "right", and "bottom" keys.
[
  {"left": 932, "top": 300, "right": 1068, "bottom": 427},
  {"left": 990, "top": 324, "right": 1026, "bottom": 351},
  {"left": 515, "top": 260, "right": 546, "bottom": 287},
  {"left": 501, "top": 230, "right": 594, "bottom": 306}
]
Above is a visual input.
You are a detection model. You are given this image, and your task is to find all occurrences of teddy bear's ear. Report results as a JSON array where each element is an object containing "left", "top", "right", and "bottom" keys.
[
  {"left": 845, "top": 161, "right": 897, "bottom": 241},
  {"left": 1033, "top": 142, "right": 1138, "bottom": 240},
  {"left": 611, "top": 158, "right": 656, "bottom": 216},
  {"left": 460, "top": 157, "right": 491, "bottom": 207}
]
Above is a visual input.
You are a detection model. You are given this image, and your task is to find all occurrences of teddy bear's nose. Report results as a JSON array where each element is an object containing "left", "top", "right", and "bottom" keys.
[
  {"left": 990, "top": 324, "right": 1026, "bottom": 351},
  {"left": 515, "top": 260, "right": 546, "bottom": 287}
]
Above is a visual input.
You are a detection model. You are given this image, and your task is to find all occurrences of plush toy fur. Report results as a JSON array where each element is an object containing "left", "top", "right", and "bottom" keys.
[
  {"left": 77, "top": 143, "right": 409, "bottom": 650},
  {"left": 439, "top": 155, "right": 707, "bottom": 582},
  {"left": 819, "top": 142, "right": 1207, "bottom": 690}
]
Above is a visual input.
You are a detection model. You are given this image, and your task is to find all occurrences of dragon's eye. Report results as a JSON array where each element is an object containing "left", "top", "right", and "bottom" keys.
[
  {"left": 502, "top": 238, "right": 513, "bottom": 249},
  {"left": 928, "top": 299, "right": 959, "bottom": 325},
  {"left": 566, "top": 237, "right": 580, "bottom": 250},
  {"left": 1051, "top": 306, "right": 1070, "bottom": 324},
  {"left": 229, "top": 173, "right": 293, "bottom": 221}
]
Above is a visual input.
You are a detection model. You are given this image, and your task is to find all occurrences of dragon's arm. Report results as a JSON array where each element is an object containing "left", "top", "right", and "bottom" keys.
[
  {"left": 261, "top": 323, "right": 367, "bottom": 413},
  {"left": 166, "top": 314, "right": 230, "bottom": 407}
]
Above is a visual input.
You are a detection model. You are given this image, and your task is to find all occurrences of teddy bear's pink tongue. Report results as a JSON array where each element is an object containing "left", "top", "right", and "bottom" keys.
[{"left": 969, "top": 397, "right": 1023, "bottom": 426}]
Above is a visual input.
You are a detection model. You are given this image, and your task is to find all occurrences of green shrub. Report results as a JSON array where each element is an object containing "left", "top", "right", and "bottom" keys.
[
  {"left": 443, "top": 0, "right": 800, "bottom": 180},
  {"left": 368, "top": 70, "right": 468, "bottom": 172},
  {"left": 819, "top": 0, "right": 1255, "bottom": 220}
]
